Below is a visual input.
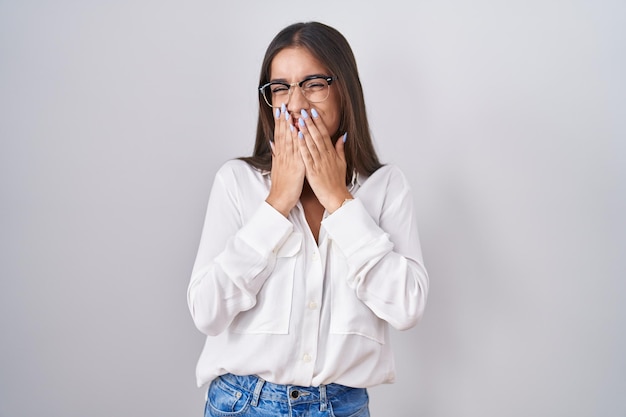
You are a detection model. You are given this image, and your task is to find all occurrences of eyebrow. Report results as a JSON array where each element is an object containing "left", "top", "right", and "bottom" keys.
[{"left": 269, "top": 74, "right": 329, "bottom": 83}]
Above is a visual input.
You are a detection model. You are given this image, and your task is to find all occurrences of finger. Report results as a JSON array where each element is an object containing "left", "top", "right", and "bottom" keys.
[
  {"left": 298, "top": 116, "right": 322, "bottom": 163},
  {"left": 297, "top": 130, "right": 315, "bottom": 170},
  {"left": 309, "top": 108, "right": 333, "bottom": 151},
  {"left": 272, "top": 105, "right": 281, "bottom": 144},
  {"left": 300, "top": 109, "right": 329, "bottom": 154},
  {"left": 282, "top": 119, "right": 296, "bottom": 157},
  {"left": 273, "top": 103, "right": 289, "bottom": 152},
  {"left": 287, "top": 122, "right": 298, "bottom": 157},
  {"left": 335, "top": 132, "right": 347, "bottom": 163},
  {"left": 279, "top": 102, "right": 299, "bottom": 157}
]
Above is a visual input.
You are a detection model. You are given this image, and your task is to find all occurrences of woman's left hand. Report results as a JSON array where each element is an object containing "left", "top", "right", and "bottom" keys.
[{"left": 297, "top": 108, "right": 353, "bottom": 213}]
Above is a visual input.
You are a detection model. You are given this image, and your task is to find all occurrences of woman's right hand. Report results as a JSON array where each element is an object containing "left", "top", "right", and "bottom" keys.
[{"left": 265, "top": 104, "right": 305, "bottom": 217}]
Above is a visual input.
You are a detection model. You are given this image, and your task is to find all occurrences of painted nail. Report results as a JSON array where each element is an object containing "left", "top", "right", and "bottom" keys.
[
  {"left": 300, "top": 109, "right": 309, "bottom": 119},
  {"left": 290, "top": 125, "right": 294, "bottom": 132},
  {"left": 281, "top": 103, "right": 286, "bottom": 113},
  {"left": 285, "top": 111, "right": 290, "bottom": 121},
  {"left": 343, "top": 132, "right": 348, "bottom": 143},
  {"left": 275, "top": 108, "right": 280, "bottom": 118},
  {"left": 311, "top": 108, "right": 319, "bottom": 118},
  {"left": 298, "top": 118, "right": 305, "bottom": 127},
  {"left": 298, "top": 131, "right": 304, "bottom": 140}
]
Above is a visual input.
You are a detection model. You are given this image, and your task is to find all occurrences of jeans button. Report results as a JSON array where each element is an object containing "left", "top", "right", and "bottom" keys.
[{"left": 290, "top": 390, "right": 300, "bottom": 399}]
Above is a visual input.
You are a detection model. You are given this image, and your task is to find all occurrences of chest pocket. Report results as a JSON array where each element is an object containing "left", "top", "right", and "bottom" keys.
[
  {"left": 328, "top": 247, "right": 386, "bottom": 344},
  {"left": 231, "top": 232, "right": 302, "bottom": 335}
]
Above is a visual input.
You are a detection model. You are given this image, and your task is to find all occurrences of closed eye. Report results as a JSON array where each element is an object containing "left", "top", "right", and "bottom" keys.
[
  {"left": 271, "top": 84, "right": 290, "bottom": 94},
  {"left": 303, "top": 81, "right": 325, "bottom": 90}
]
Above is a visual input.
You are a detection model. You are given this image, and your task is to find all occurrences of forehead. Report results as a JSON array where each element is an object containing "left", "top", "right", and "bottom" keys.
[{"left": 270, "top": 47, "right": 328, "bottom": 80}]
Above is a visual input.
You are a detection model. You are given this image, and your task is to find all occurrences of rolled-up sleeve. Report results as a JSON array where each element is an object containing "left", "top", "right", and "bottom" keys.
[
  {"left": 187, "top": 164, "right": 294, "bottom": 336},
  {"left": 322, "top": 167, "right": 429, "bottom": 330}
]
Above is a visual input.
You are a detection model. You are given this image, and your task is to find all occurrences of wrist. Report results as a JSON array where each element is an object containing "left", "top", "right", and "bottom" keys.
[
  {"left": 326, "top": 192, "right": 354, "bottom": 214},
  {"left": 265, "top": 195, "right": 294, "bottom": 217}
]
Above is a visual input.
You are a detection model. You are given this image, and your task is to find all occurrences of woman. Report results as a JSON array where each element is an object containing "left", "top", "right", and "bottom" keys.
[{"left": 188, "top": 21, "right": 429, "bottom": 416}]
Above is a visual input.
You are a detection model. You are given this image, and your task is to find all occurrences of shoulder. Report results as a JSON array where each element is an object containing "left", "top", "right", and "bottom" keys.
[
  {"left": 214, "top": 159, "right": 267, "bottom": 183},
  {"left": 353, "top": 165, "right": 414, "bottom": 217},
  {"left": 362, "top": 164, "right": 411, "bottom": 190}
]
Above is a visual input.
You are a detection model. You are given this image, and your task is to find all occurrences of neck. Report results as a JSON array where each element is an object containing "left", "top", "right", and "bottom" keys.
[{"left": 300, "top": 180, "right": 319, "bottom": 203}]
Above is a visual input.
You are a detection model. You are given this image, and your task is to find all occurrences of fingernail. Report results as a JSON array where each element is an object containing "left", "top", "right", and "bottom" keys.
[
  {"left": 300, "top": 109, "right": 309, "bottom": 119},
  {"left": 311, "top": 108, "right": 319, "bottom": 118},
  {"left": 290, "top": 125, "right": 294, "bottom": 132},
  {"left": 298, "top": 131, "right": 304, "bottom": 140},
  {"left": 285, "top": 111, "right": 290, "bottom": 121},
  {"left": 343, "top": 132, "right": 348, "bottom": 143},
  {"left": 275, "top": 108, "right": 280, "bottom": 118},
  {"left": 298, "top": 118, "right": 305, "bottom": 127},
  {"left": 281, "top": 103, "right": 286, "bottom": 113}
]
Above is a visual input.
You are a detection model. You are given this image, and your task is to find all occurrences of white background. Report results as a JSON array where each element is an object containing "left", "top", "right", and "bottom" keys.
[{"left": 1, "top": 1, "right": 624, "bottom": 416}]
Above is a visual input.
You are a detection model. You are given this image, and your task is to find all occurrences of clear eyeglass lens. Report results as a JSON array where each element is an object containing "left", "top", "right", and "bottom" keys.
[{"left": 301, "top": 78, "right": 330, "bottom": 102}]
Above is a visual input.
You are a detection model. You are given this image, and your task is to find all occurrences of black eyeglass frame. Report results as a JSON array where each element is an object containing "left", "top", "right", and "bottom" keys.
[{"left": 258, "top": 75, "right": 337, "bottom": 108}]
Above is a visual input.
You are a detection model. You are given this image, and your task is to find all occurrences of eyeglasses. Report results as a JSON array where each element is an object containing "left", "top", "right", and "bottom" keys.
[{"left": 259, "top": 75, "right": 337, "bottom": 108}]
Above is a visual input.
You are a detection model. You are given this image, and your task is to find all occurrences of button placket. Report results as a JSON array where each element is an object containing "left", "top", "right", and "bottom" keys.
[{"left": 292, "top": 204, "right": 324, "bottom": 381}]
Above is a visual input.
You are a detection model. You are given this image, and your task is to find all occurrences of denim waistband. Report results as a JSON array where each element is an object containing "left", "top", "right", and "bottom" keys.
[{"left": 216, "top": 373, "right": 361, "bottom": 410}]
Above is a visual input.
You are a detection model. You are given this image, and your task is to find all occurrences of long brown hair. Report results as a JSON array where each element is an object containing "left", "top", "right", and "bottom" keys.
[{"left": 240, "top": 22, "right": 383, "bottom": 183}]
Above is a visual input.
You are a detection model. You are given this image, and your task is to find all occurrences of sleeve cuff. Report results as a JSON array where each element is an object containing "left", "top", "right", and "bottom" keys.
[
  {"left": 238, "top": 201, "right": 294, "bottom": 256},
  {"left": 322, "top": 198, "right": 386, "bottom": 257}
]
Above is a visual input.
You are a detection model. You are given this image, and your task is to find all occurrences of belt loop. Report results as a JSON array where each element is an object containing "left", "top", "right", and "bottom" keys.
[
  {"left": 251, "top": 376, "right": 265, "bottom": 407},
  {"left": 319, "top": 384, "right": 327, "bottom": 411}
]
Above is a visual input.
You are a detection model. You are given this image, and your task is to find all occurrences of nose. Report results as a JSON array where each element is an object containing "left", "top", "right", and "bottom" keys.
[{"left": 286, "top": 85, "right": 309, "bottom": 113}]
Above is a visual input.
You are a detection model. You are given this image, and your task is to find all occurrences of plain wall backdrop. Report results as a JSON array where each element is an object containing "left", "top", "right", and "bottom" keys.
[{"left": 1, "top": 1, "right": 624, "bottom": 416}]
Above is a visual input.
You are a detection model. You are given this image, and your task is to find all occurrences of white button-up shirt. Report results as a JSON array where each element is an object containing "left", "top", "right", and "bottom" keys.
[{"left": 187, "top": 160, "right": 429, "bottom": 389}]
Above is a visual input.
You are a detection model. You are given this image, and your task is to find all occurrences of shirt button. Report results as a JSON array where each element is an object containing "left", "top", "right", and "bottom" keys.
[
  {"left": 308, "top": 301, "right": 318, "bottom": 310},
  {"left": 312, "top": 252, "right": 319, "bottom": 261},
  {"left": 302, "top": 353, "right": 312, "bottom": 363}
]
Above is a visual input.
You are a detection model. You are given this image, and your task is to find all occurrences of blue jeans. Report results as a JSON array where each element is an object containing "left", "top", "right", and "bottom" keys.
[{"left": 204, "top": 374, "right": 370, "bottom": 417}]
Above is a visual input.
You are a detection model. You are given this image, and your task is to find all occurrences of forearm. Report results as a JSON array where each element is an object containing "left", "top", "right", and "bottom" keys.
[
  {"left": 323, "top": 196, "right": 429, "bottom": 330},
  {"left": 188, "top": 201, "right": 294, "bottom": 336}
]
